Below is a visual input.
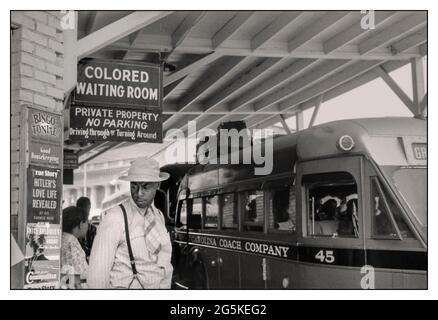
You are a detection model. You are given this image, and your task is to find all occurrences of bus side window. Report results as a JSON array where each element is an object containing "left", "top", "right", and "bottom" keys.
[
  {"left": 371, "top": 177, "right": 413, "bottom": 239},
  {"left": 304, "top": 172, "right": 359, "bottom": 238},
  {"left": 188, "top": 198, "right": 202, "bottom": 229},
  {"left": 178, "top": 200, "right": 188, "bottom": 227},
  {"left": 269, "top": 186, "right": 296, "bottom": 233},
  {"left": 222, "top": 193, "right": 238, "bottom": 230},
  {"left": 243, "top": 190, "right": 264, "bottom": 232},
  {"left": 205, "top": 195, "right": 219, "bottom": 229}
]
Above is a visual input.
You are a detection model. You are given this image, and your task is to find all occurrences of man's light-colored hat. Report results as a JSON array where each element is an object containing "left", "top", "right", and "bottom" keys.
[{"left": 119, "top": 158, "right": 170, "bottom": 182}]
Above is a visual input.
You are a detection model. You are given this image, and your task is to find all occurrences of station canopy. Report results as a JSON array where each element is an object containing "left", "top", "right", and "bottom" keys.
[{"left": 71, "top": 11, "right": 427, "bottom": 164}]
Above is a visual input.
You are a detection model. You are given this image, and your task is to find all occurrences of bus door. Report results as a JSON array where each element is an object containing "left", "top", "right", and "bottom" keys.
[
  {"left": 238, "top": 190, "right": 269, "bottom": 289},
  {"left": 200, "top": 193, "right": 240, "bottom": 289},
  {"left": 188, "top": 196, "right": 221, "bottom": 289},
  {"left": 198, "top": 244, "right": 220, "bottom": 289},
  {"left": 214, "top": 193, "right": 241, "bottom": 289},
  {"left": 173, "top": 196, "right": 215, "bottom": 289},
  {"left": 185, "top": 193, "right": 241, "bottom": 289},
  {"left": 296, "top": 156, "right": 366, "bottom": 289},
  {"left": 362, "top": 161, "right": 427, "bottom": 289},
  {"left": 263, "top": 183, "right": 300, "bottom": 289},
  {"left": 216, "top": 248, "right": 240, "bottom": 289}
]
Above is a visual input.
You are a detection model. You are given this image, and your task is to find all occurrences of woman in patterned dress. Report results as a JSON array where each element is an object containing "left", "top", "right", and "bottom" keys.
[{"left": 60, "top": 206, "right": 89, "bottom": 289}]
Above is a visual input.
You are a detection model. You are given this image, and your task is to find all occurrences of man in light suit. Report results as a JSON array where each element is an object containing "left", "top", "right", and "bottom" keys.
[{"left": 88, "top": 158, "right": 173, "bottom": 289}]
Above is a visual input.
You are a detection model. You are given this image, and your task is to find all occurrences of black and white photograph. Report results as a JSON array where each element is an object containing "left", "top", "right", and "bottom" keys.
[{"left": 5, "top": 3, "right": 434, "bottom": 303}]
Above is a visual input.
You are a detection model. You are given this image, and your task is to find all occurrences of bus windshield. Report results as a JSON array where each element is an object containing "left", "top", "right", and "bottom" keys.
[{"left": 385, "top": 167, "right": 427, "bottom": 228}]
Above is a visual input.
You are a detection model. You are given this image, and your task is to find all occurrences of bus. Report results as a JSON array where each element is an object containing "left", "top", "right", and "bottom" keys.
[{"left": 169, "top": 117, "right": 427, "bottom": 289}]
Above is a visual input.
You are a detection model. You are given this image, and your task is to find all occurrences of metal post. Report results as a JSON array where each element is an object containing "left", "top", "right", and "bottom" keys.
[
  {"left": 376, "top": 66, "right": 415, "bottom": 114},
  {"left": 311, "top": 197, "right": 315, "bottom": 236},
  {"left": 83, "top": 163, "right": 87, "bottom": 197},
  {"left": 296, "top": 110, "right": 304, "bottom": 131},
  {"left": 279, "top": 114, "right": 292, "bottom": 135},
  {"left": 420, "top": 93, "right": 428, "bottom": 117},
  {"left": 309, "top": 95, "right": 323, "bottom": 128},
  {"left": 411, "top": 57, "right": 426, "bottom": 116},
  {"left": 63, "top": 11, "right": 78, "bottom": 93}
]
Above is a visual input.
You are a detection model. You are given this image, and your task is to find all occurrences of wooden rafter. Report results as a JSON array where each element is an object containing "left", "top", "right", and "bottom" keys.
[
  {"left": 279, "top": 114, "right": 292, "bottom": 134},
  {"left": 288, "top": 11, "right": 350, "bottom": 52},
  {"left": 375, "top": 66, "right": 415, "bottom": 113},
  {"left": 308, "top": 94, "right": 323, "bottom": 127},
  {"left": 253, "top": 59, "right": 351, "bottom": 112},
  {"left": 252, "top": 11, "right": 303, "bottom": 50},
  {"left": 175, "top": 56, "right": 246, "bottom": 112},
  {"left": 323, "top": 11, "right": 397, "bottom": 53},
  {"left": 163, "top": 52, "right": 222, "bottom": 86},
  {"left": 77, "top": 11, "right": 173, "bottom": 59},
  {"left": 213, "top": 11, "right": 254, "bottom": 49},
  {"left": 174, "top": 58, "right": 285, "bottom": 132},
  {"left": 163, "top": 76, "right": 187, "bottom": 100},
  {"left": 358, "top": 12, "right": 426, "bottom": 55},
  {"left": 108, "top": 38, "right": 422, "bottom": 60},
  {"left": 172, "top": 11, "right": 206, "bottom": 49},
  {"left": 229, "top": 59, "right": 318, "bottom": 111}
]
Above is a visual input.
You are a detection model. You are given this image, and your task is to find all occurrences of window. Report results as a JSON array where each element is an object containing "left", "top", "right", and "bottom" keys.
[
  {"left": 392, "top": 168, "right": 427, "bottom": 227},
  {"left": 243, "top": 190, "right": 264, "bottom": 232},
  {"left": 222, "top": 193, "right": 238, "bottom": 230},
  {"left": 188, "top": 198, "right": 202, "bottom": 229},
  {"left": 205, "top": 195, "right": 219, "bottom": 229},
  {"left": 371, "top": 177, "right": 413, "bottom": 239},
  {"left": 178, "top": 200, "right": 187, "bottom": 226},
  {"left": 304, "top": 172, "right": 359, "bottom": 238},
  {"left": 178, "top": 198, "right": 202, "bottom": 229},
  {"left": 192, "top": 198, "right": 203, "bottom": 216},
  {"left": 269, "top": 186, "right": 296, "bottom": 233}
]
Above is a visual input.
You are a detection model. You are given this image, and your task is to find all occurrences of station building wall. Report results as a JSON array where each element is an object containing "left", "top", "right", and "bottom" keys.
[{"left": 11, "top": 11, "right": 66, "bottom": 288}]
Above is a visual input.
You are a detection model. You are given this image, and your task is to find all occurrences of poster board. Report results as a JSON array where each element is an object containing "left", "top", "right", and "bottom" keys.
[{"left": 22, "top": 106, "right": 63, "bottom": 289}]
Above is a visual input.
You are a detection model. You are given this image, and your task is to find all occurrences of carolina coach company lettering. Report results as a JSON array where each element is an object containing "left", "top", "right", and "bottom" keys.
[{"left": 188, "top": 234, "right": 290, "bottom": 258}]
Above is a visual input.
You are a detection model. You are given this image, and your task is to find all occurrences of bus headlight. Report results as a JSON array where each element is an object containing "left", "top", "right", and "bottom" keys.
[{"left": 337, "top": 135, "right": 355, "bottom": 151}]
